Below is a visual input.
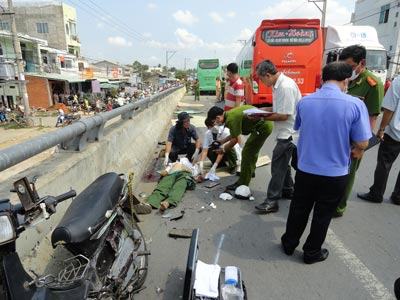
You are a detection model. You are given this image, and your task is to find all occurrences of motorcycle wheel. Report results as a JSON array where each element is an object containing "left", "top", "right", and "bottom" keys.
[{"left": 125, "top": 213, "right": 148, "bottom": 292}]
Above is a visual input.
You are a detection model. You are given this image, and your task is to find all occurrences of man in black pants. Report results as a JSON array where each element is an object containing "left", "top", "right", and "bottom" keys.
[
  {"left": 358, "top": 76, "right": 400, "bottom": 204},
  {"left": 281, "top": 62, "right": 371, "bottom": 264}
]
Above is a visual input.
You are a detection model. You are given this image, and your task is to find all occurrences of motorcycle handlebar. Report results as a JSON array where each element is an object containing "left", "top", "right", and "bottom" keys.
[{"left": 55, "top": 190, "right": 76, "bottom": 203}]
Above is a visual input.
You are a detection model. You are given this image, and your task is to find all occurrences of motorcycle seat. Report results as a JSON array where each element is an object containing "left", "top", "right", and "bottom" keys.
[{"left": 51, "top": 172, "right": 123, "bottom": 247}]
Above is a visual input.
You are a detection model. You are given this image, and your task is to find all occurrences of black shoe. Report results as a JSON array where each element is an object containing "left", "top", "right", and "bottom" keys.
[
  {"left": 332, "top": 211, "right": 343, "bottom": 218},
  {"left": 391, "top": 196, "right": 400, "bottom": 205},
  {"left": 282, "top": 191, "right": 294, "bottom": 200},
  {"left": 357, "top": 192, "right": 383, "bottom": 203},
  {"left": 255, "top": 200, "right": 279, "bottom": 213},
  {"left": 281, "top": 239, "right": 295, "bottom": 256},
  {"left": 226, "top": 182, "right": 240, "bottom": 191},
  {"left": 303, "top": 249, "right": 329, "bottom": 264}
]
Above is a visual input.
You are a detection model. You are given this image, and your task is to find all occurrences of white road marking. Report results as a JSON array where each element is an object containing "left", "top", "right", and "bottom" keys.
[
  {"left": 326, "top": 229, "right": 395, "bottom": 300},
  {"left": 213, "top": 233, "right": 225, "bottom": 265}
]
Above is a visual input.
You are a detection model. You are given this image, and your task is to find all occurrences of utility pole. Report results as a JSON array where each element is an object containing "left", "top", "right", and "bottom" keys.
[
  {"left": 184, "top": 57, "right": 190, "bottom": 70},
  {"left": 165, "top": 50, "right": 177, "bottom": 74},
  {"left": 309, "top": 0, "right": 328, "bottom": 27},
  {"left": 7, "top": 0, "right": 30, "bottom": 116}
]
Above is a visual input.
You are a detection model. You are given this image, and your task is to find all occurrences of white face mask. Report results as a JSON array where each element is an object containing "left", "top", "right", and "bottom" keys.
[{"left": 349, "top": 70, "right": 359, "bottom": 81}]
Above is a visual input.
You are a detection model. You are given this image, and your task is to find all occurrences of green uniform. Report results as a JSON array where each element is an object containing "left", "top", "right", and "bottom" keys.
[
  {"left": 147, "top": 171, "right": 195, "bottom": 209},
  {"left": 194, "top": 82, "right": 200, "bottom": 101},
  {"left": 336, "top": 69, "right": 384, "bottom": 214},
  {"left": 225, "top": 105, "right": 273, "bottom": 186}
]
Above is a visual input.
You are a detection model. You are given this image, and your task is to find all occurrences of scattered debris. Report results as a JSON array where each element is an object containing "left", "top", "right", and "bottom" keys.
[
  {"left": 156, "top": 287, "right": 164, "bottom": 294},
  {"left": 170, "top": 210, "right": 185, "bottom": 221},
  {"left": 235, "top": 185, "right": 252, "bottom": 200},
  {"left": 169, "top": 228, "right": 193, "bottom": 238},
  {"left": 210, "top": 202, "right": 217, "bottom": 209},
  {"left": 249, "top": 196, "right": 255, "bottom": 201},
  {"left": 205, "top": 172, "right": 220, "bottom": 181},
  {"left": 219, "top": 193, "right": 233, "bottom": 201},
  {"left": 205, "top": 181, "right": 220, "bottom": 189},
  {"left": 256, "top": 155, "right": 271, "bottom": 168}
]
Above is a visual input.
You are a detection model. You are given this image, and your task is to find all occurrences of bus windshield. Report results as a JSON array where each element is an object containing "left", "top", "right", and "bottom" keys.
[
  {"left": 198, "top": 61, "right": 219, "bottom": 69},
  {"left": 366, "top": 50, "right": 387, "bottom": 71},
  {"left": 262, "top": 28, "right": 318, "bottom": 46}
]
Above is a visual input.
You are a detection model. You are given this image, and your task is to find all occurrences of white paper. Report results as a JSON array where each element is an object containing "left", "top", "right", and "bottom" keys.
[
  {"left": 243, "top": 108, "right": 273, "bottom": 116},
  {"left": 194, "top": 260, "right": 221, "bottom": 298},
  {"left": 205, "top": 172, "right": 220, "bottom": 181}
]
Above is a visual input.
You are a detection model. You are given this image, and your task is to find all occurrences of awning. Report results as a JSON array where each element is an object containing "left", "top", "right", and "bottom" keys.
[
  {"left": 100, "top": 82, "right": 119, "bottom": 89},
  {"left": 25, "top": 72, "right": 87, "bottom": 83}
]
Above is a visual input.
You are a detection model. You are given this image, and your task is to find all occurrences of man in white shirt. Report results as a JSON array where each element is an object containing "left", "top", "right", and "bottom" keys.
[
  {"left": 198, "top": 118, "right": 241, "bottom": 175},
  {"left": 254, "top": 60, "right": 302, "bottom": 213},
  {"left": 358, "top": 75, "right": 400, "bottom": 204}
]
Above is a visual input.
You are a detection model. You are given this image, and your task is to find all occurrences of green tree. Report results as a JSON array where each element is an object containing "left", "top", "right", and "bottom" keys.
[
  {"left": 132, "top": 60, "right": 142, "bottom": 72},
  {"left": 175, "top": 69, "right": 188, "bottom": 80}
]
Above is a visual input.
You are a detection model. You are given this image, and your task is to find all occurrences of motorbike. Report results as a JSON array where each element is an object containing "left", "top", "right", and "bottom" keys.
[{"left": 0, "top": 172, "right": 149, "bottom": 299}]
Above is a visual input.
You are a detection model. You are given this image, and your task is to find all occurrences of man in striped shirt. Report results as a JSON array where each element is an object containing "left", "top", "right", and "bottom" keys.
[{"left": 225, "top": 63, "right": 244, "bottom": 111}]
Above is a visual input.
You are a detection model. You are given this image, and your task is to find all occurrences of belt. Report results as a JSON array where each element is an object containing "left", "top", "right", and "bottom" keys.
[{"left": 277, "top": 136, "right": 293, "bottom": 142}]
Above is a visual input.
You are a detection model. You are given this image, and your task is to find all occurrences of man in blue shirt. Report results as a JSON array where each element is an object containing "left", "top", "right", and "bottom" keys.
[{"left": 281, "top": 62, "right": 371, "bottom": 264}]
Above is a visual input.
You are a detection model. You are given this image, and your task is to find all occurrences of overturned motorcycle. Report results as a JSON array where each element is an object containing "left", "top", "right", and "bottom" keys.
[{"left": 0, "top": 172, "right": 149, "bottom": 299}]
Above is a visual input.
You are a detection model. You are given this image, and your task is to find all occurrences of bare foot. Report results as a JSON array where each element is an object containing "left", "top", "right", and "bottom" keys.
[{"left": 160, "top": 201, "right": 170, "bottom": 211}]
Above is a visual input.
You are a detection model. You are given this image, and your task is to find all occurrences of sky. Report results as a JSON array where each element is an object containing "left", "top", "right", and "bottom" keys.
[{"left": 12, "top": 0, "right": 357, "bottom": 68}]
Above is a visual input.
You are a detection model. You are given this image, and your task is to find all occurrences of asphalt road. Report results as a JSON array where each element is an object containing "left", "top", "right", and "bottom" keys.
[{"left": 135, "top": 95, "right": 400, "bottom": 300}]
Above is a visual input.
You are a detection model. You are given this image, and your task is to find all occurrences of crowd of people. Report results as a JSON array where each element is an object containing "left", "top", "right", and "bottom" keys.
[{"left": 136, "top": 44, "right": 400, "bottom": 267}]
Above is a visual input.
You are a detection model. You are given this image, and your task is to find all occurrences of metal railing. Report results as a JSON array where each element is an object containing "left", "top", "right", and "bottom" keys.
[{"left": 0, "top": 86, "right": 182, "bottom": 172}]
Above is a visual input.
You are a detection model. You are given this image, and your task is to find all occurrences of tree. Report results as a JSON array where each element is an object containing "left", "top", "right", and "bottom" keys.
[
  {"left": 169, "top": 67, "right": 177, "bottom": 73},
  {"left": 175, "top": 69, "right": 188, "bottom": 80},
  {"left": 132, "top": 60, "right": 142, "bottom": 72}
]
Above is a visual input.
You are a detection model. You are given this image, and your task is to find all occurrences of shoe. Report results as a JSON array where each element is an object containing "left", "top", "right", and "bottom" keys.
[
  {"left": 357, "top": 192, "right": 383, "bottom": 203},
  {"left": 255, "top": 200, "right": 279, "bottom": 213},
  {"left": 226, "top": 182, "right": 240, "bottom": 191},
  {"left": 332, "top": 211, "right": 343, "bottom": 218},
  {"left": 282, "top": 191, "right": 294, "bottom": 200},
  {"left": 303, "top": 249, "right": 329, "bottom": 264},
  {"left": 391, "top": 196, "right": 400, "bottom": 205},
  {"left": 133, "top": 203, "right": 152, "bottom": 215},
  {"left": 281, "top": 240, "right": 294, "bottom": 256}
]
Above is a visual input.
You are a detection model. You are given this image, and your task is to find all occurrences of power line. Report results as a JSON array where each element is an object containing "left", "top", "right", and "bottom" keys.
[
  {"left": 64, "top": 0, "right": 147, "bottom": 43},
  {"left": 83, "top": 0, "right": 148, "bottom": 42}
]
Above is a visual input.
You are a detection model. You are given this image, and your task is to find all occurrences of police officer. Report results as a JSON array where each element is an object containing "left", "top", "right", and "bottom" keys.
[
  {"left": 334, "top": 45, "right": 384, "bottom": 217},
  {"left": 207, "top": 105, "right": 273, "bottom": 190}
]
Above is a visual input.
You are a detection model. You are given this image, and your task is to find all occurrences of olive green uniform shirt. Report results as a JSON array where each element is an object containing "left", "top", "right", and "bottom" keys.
[
  {"left": 225, "top": 105, "right": 271, "bottom": 137},
  {"left": 347, "top": 69, "right": 384, "bottom": 116}
]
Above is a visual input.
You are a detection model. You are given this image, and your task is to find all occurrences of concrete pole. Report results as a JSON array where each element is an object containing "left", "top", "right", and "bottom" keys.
[
  {"left": 7, "top": 0, "right": 30, "bottom": 116},
  {"left": 321, "top": 0, "right": 327, "bottom": 27}
]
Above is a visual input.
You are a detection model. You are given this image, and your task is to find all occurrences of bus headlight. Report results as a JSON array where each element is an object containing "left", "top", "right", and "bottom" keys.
[{"left": 0, "top": 215, "right": 16, "bottom": 245}]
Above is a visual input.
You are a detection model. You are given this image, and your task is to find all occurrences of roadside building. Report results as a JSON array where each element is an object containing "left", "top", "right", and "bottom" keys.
[
  {"left": 352, "top": 0, "right": 400, "bottom": 78},
  {"left": 3, "top": 1, "right": 82, "bottom": 56}
]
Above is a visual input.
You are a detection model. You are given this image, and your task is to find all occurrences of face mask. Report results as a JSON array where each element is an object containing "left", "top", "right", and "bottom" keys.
[{"left": 349, "top": 69, "right": 359, "bottom": 81}]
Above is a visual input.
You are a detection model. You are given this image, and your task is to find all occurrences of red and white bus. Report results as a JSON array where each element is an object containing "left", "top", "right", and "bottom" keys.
[{"left": 236, "top": 19, "right": 323, "bottom": 106}]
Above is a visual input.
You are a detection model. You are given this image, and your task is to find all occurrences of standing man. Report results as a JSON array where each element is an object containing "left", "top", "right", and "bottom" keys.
[
  {"left": 207, "top": 105, "right": 273, "bottom": 190},
  {"left": 358, "top": 76, "right": 400, "bottom": 204},
  {"left": 281, "top": 62, "right": 371, "bottom": 264},
  {"left": 252, "top": 60, "right": 302, "bottom": 214},
  {"left": 194, "top": 79, "right": 200, "bottom": 101},
  {"left": 220, "top": 76, "right": 226, "bottom": 102},
  {"left": 335, "top": 45, "right": 384, "bottom": 217},
  {"left": 224, "top": 63, "right": 244, "bottom": 111},
  {"left": 165, "top": 112, "right": 201, "bottom": 165}
]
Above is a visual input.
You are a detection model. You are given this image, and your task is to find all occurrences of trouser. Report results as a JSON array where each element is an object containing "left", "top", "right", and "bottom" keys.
[
  {"left": 169, "top": 143, "right": 196, "bottom": 162},
  {"left": 220, "top": 88, "right": 225, "bottom": 101},
  {"left": 336, "top": 157, "right": 361, "bottom": 213},
  {"left": 195, "top": 91, "right": 200, "bottom": 101},
  {"left": 207, "top": 147, "right": 237, "bottom": 169},
  {"left": 267, "top": 138, "right": 295, "bottom": 200},
  {"left": 369, "top": 134, "right": 400, "bottom": 201},
  {"left": 147, "top": 172, "right": 189, "bottom": 209},
  {"left": 237, "top": 121, "right": 273, "bottom": 186},
  {"left": 282, "top": 170, "right": 348, "bottom": 255},
  {"left": 0, "top": 112, "right": 6, "bottom": 122}
]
